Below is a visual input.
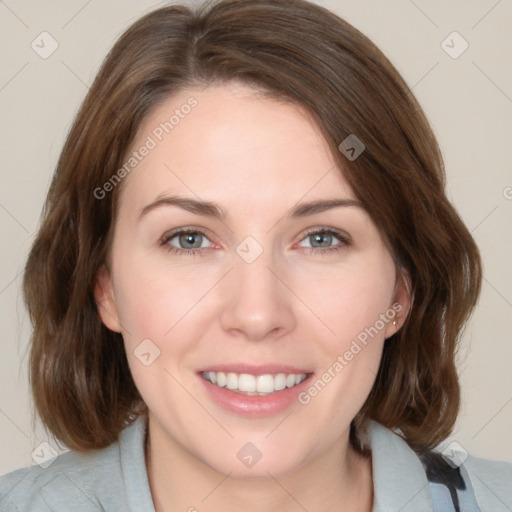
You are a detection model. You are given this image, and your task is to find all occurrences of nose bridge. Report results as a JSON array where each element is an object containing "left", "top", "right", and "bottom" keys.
[
  {"left": 218, "top": 237, "right": 295, "bottom": 340},
  {"left": 235, "top": 245, "right": 278, "bottom": 294}
]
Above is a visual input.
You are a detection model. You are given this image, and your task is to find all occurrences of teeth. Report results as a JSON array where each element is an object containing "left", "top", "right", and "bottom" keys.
[
  {"left": 201, "top": 371, "right": 308, "bottom": 395},
  {"left": 216, "top": 372, "right": 226, "bottom": 387}
]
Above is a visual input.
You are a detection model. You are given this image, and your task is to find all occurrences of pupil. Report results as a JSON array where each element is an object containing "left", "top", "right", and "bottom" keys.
[
  {"left": 313, "top": 233, "right": 331, "bottom": 247},
  {"left": 181, "top": 233, "right": 201, "bottom": 248}
]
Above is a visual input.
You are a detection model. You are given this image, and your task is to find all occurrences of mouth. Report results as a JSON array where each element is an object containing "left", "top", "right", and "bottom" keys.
[
  {"left": 196, "top": 364, "right": 314, "bottom": 417},
  {"left": 201, "top": 371, "right": 308, "bottom": 396}
]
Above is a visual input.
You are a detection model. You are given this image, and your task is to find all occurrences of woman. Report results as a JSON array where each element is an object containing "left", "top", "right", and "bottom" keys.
[{"left": 0, "top": 0, "right": 510, "bottom": 510}]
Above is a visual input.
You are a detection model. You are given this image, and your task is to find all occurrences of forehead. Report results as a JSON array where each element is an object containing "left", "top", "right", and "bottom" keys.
[{"left": 120, "top": 82, "right": 356, "bottom": 211}]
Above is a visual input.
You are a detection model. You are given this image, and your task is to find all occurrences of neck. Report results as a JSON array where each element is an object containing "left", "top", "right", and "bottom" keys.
[{"left": 144, "top": 416, "right": 374, "bottom": 512}]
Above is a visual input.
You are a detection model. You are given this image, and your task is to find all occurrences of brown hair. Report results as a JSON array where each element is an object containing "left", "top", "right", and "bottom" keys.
[{"left": 23, "top": 0, "right": 481, "bottom": 453}]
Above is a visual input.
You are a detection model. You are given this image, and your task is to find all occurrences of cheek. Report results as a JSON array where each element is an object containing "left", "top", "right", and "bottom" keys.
[
  {"left": 112, "top": 244, "right": 194, "bottom": 338},
  {"left": 112, "top": 252, "right": 218, "bottom": 371},
  {"left": 113, "top": 261, "right": 198, "bottom": 419},
  {"left": 298, "top": 252, "right": 396, "bottom": 347},
  {"left": 114, "top": 274, "right": 172, "bottom": 345},
  {"left": 295, "top": 253, "right": 396, "bottom": 425}
]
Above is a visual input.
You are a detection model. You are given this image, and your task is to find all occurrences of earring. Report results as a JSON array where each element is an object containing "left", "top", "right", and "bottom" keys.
[{"left": 393, "top": 317, "right": 398, "bottom": 327}]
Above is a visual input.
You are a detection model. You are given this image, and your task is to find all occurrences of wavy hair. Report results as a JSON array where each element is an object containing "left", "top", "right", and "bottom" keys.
[{"left": 23, "top": 0, "right": 482, "bottom": 453}]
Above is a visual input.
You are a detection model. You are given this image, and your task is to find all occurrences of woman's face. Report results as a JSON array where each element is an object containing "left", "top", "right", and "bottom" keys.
[{"left": 96, "top": 82, "right": 409, "bottom": 477}]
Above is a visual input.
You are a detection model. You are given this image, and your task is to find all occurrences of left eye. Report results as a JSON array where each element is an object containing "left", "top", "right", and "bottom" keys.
[{"left": 297, "top": 228, "right": 351, "bottom": 253}]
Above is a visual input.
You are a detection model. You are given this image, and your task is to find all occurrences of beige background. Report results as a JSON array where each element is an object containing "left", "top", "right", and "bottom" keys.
[{"left": 0, "top": 0, "right": 511, "bottom": 474}]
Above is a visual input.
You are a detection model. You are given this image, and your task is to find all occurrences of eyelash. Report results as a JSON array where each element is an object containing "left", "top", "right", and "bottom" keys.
[{"left": 158, "top": 227, "right": 351, "bottom": 258}]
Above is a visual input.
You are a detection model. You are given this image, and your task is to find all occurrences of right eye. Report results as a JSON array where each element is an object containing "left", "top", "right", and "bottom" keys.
[{"left": 159, "top": 229, "right": 213, "bottom": 257}]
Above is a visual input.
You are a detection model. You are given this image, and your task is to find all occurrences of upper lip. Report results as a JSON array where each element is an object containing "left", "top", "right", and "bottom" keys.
[{"left": 197, "top": 363, "right": 313, "bottom": 376}]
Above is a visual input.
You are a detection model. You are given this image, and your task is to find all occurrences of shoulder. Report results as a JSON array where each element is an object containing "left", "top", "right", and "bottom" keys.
[
  {"left": 0, "top": 416, "right": 150, "bottom": 512},
  {"left": 463, "top": 453, "right": 512, "bottom": 509},
  {"left": 419, "top": 449, "right": 512, "bottom": 510},
  {"left": 0, "top": 441, "right": 123, "bottom": 511},
  {"left": 367, "top": 420, "right": 512, "bottom": 511}
]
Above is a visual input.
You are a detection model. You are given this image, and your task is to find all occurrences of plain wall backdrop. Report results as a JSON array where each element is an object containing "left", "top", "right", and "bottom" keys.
[{"left": 0, "top": 0, "right": 511, "bottom": 474}]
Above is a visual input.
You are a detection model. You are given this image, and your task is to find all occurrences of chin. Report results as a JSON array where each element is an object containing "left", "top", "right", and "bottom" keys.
[{"left": 195, "top": 435, "right": 306, "bottom": 479}]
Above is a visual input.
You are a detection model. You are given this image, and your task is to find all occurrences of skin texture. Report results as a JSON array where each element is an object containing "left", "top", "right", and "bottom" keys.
[{"left": 95, "top": 82, "right": 411, "bottom": 512}]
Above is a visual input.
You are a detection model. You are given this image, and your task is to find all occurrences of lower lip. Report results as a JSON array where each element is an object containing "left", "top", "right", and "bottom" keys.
[{"left": 198, "top": 374, "right": 313, "bottom": 417}]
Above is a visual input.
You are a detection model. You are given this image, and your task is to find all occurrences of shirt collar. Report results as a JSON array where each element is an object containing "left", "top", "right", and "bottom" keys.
[
  {"left": 368, "top": 420, "right": 433, "bottom": 511},
  {"left": 120, "top": 415, "right": 156, "bottom": 512}
]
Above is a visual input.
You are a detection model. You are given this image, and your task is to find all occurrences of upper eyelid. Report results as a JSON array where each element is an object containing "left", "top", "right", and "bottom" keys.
[
  {"left": 162, "top": 226, "right": 214, "bottom": 243},
  {"left": 297, "top": 229, "right": 352, "bottom": 249}
]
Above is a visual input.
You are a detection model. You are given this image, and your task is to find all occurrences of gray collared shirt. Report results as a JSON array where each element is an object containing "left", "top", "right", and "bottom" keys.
[{"left": 1, "top": 416, "right": 511, "bottom": 511}]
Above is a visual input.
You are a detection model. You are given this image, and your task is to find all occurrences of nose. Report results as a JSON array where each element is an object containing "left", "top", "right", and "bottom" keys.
[{"left": 218, "top": 247, "right": 296, "bottom": 342}]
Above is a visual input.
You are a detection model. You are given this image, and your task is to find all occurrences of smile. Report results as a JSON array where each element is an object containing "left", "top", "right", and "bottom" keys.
[{"left": 201, "top": 371, "right": 308, "bottom": 396}]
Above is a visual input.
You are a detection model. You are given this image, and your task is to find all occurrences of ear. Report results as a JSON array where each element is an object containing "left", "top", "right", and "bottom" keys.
[
  {"left": 384, "top": 268, "right": 412, "bottom": 340},
  {"left": 93, "top": 265, "right": 122, "bottom": 333}
]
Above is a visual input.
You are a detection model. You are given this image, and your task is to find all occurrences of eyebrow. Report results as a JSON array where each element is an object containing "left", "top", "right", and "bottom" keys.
[{"left": 138, "top": 195, "right": 364, "bottom": 221}]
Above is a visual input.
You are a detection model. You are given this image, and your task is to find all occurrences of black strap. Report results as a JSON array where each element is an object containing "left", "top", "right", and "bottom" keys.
[{"left": 419, "top": 452, "right": 481, "bottom": 511}]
